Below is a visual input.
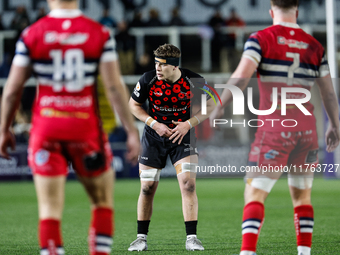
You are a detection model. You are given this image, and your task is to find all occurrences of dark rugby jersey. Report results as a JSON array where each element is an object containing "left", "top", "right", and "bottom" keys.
[{"left": 131, "top": 68, "right": 211, "bottom": 128}]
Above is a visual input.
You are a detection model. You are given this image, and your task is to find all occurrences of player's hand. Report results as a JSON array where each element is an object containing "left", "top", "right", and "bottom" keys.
[
  {"left": 209, "top": 107, "right": 224, "bottom": 128},
  {"left": 325, "top": 125, "right": 340, "bottom": 152},
  {"left": 125, "top": 128, "right": 140, "bottom": 165},
  {"left": 0, "top": 130, "right": 16, "bottom": 159},
  {"left": 153, "top": 122, "right": 173, "bottom": 137},
  {"left": 169, "top": 120, "right": 191, "bottom": 144}
]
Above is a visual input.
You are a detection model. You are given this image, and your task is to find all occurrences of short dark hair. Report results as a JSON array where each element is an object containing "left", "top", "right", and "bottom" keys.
[
  {"left": 154, "top": 44, "right": 181, "bottom": 58},
  {"left": 270, "top": 0, "right": 299, "bottom": 9}
]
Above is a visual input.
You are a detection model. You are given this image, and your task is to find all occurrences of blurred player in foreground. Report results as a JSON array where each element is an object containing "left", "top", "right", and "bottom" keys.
[
  {"left": 128, "top": 44, "right": 215, "bottom": 251},
  {"left": 210, "top": 0, "right": 340, "bottom": 254},
  {"left": 0, "top": 0, "right": 140, "bottom": 254}
]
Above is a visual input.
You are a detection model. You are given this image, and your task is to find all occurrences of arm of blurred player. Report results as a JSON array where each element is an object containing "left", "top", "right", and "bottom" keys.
[
  {"left": 0, "top": 65, "right": 31, "bottom": 159},
  {"left": 129, "top": 97, "right": 173, "bottom": 138},
  {"left": 209, "top": 57, "right": 257, "bottom": 125},
  {"left": 316, "top": 74, "right": 340, "bottom": 152},
  {"left": 100, "top": 60, "right": 140, "bottom": 165},
  {"left": 170, "top": 97, "right": 215, "bottom": 144}
]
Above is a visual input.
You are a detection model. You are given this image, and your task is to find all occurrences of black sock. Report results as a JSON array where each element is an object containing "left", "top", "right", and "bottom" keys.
[
  {"left": 185, "top": 220, "right": 197, "bottom": 236},
  {"left": 137, "top": 220, "right": 150, "bottom": 235}
]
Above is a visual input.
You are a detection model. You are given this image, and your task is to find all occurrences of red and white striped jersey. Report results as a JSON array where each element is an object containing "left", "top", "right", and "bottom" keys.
[
  {"left": 13, "top": 9, "right": 117, "bottom": 140},
  {"left": 242, "top": 22, "right": 329, "bottom": 132}
]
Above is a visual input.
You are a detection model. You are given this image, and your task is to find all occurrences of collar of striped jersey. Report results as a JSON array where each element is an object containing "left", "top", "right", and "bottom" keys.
[
  {"left": 155, "top": 56, "right": 180, "bottom": 66},
  {"left": 276, "top": 22, "right": 300, "bottom": 29},
  {"left": 49, "top": 9, "right": 82, "bottom": 18}
]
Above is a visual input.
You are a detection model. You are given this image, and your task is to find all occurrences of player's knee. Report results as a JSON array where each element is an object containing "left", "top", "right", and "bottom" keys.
[
  {"left": 88, "top": 189, "right": 112, "bottom": 207},
  {"left": 182, "top": 179, "right": 196, "bottom": 193},
  {"left": 141, "top": 182, "right": 157, "bottom": 196},
  {"left": 288, "top": 175, "right": 313, "bottom": 207}
]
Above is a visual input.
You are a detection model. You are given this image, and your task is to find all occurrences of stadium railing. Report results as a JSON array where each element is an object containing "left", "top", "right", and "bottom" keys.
[{"left": 0, "top": 24, "right": 337, "bottom": 72}]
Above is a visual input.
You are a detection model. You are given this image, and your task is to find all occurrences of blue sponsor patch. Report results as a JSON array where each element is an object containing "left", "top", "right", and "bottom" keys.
[
  {"left": 264, "top": 149, "right": 279, "bottom": 160},
  {"left": 35, "top": 149, "right": 50, "bottom": 166}
]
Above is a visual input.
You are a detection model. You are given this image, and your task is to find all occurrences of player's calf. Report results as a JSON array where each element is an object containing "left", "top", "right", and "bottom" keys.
[
  {"left": 288, "top": 174, "right": 314, "bottom": 255},
  {"left": 39, "top": 219, "right": 64, "bottom": 255},
  {"left": 89, "top": 207, "right": 113, "bottom": 255},
  {"left": 240, "top": 201, "right": 264, "bottom": 255},
  {"left": 294, "top": 205, "right": 313, "bottom": 255}
]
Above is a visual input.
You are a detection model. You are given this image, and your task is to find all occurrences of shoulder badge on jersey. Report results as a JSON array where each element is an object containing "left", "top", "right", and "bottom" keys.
[{"left": 133, "top": 82, "right": 141, "bottom": 97}]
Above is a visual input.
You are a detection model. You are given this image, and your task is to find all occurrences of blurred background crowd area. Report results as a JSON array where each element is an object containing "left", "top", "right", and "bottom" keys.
[
  {"left": 1, "top": 1, "right": 249, "bottom": 77},
  {"left": 0, "top": 0, "right": 337, "bottom": 77}
]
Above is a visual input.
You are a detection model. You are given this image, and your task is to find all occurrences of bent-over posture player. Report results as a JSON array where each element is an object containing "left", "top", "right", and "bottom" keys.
[{"left": 128, "top": 44, "right": 215, "bottom": 251}]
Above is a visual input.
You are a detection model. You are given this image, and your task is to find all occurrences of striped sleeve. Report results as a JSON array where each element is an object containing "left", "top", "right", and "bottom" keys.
[
  {"left": 318, "top": 51, "right": 330, "bottom": 77},
  {"left": 100, "top": 30, "right": 118, "bottom": 62},
  {"left": 12, "top": 38, "right": 31, "bottom": 67},
  {"left": 242, "top": 36, "right": 262, "bottom": 66}
]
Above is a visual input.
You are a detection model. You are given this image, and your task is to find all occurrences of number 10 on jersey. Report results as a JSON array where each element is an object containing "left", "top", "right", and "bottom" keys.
[{"left": 50, "top": 49, "right": 85, "bottom": 92}]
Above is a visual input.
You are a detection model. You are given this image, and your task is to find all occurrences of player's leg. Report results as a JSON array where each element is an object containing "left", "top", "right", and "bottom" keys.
[
  {"left": 128, "top": 163, "right": 161, "bottom": 251},
  {"left": 240, "top": 131, "right": 291, "bottom": 255},
  {"left": 170, "top": 131, "right": 203, "bottom": 251},
  {"left": 34, "top": 175, "right": 66, "bottom": 255},
  {"left": 287, "top": 131, "right": 318, "bottom": 255},
  {"left": 68, "top": 134, "right": 114, "bottom": 255},
  {"left": 28, "top": 135, "right": 67, "bottom": 255},
  {"left": 137, "top": 164, "right": 161, "bottom": 221},
  {"left": 129, "top": 127, "right": 166, "bottom": 251},
  {"left": 240, "top": 176, "right": 277, "bottom": 255},
  {"left": 175, "top": 155, "right": 198, "bottom": 222},
  {"left": 77, "top": 169, "right": 114, "bottom": 255},
  {"left": 173, "top": 153, "right": 204, "bottom": 251},
  {"left": 130, "top": 166, "right": 160, "bottom": 251},
  {"left": 289, "top": 183, "right": 313, "bottom": 255}
]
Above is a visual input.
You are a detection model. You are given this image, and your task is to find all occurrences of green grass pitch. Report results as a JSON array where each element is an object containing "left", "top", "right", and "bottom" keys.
[{"left": 0, "top": 177, "right": 339, "bottom": 254}]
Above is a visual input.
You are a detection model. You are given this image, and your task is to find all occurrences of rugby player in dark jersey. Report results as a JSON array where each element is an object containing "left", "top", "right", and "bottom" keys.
[{"left": 128, "top": 44, "right": 215, "bottom": 251}]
